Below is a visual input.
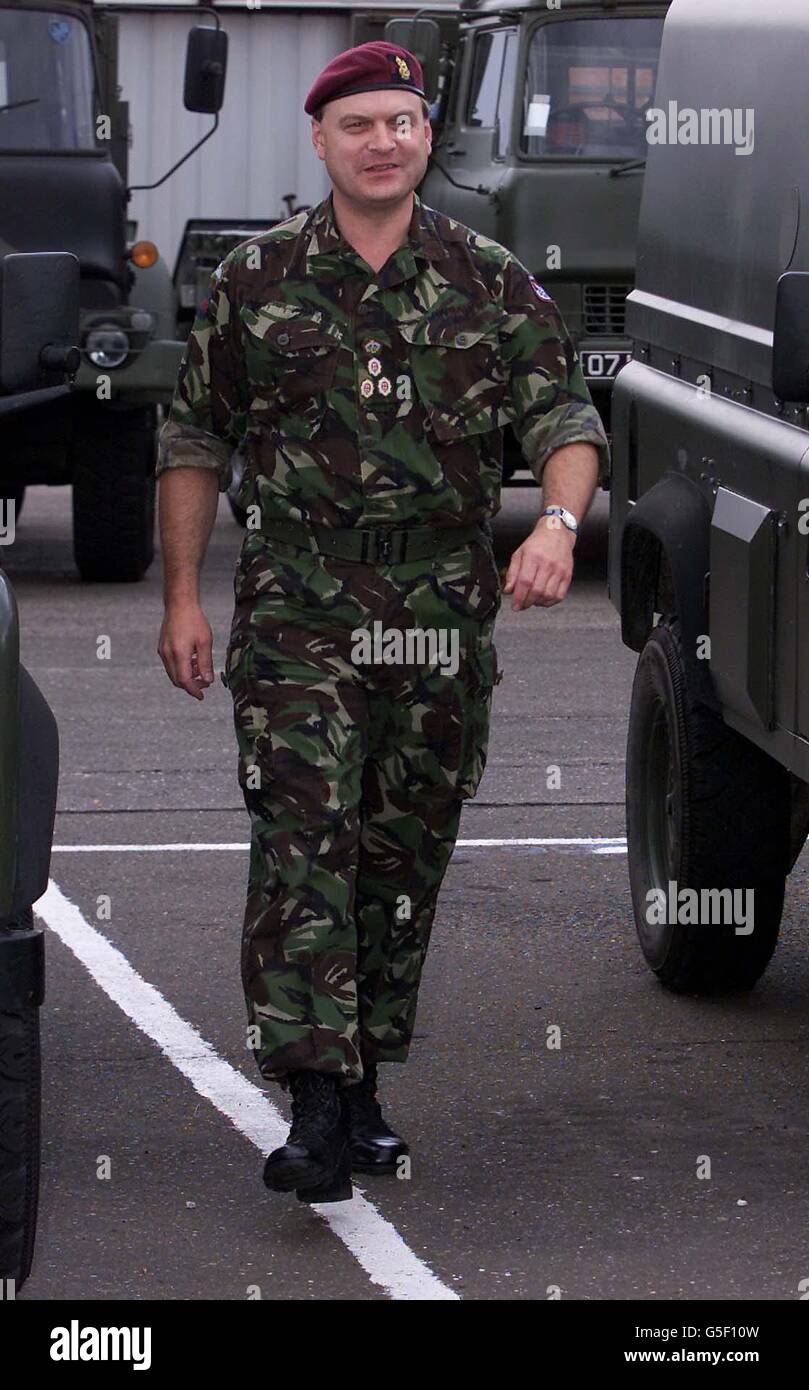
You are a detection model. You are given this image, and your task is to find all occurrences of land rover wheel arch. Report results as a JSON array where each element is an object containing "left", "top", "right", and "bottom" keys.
[{"left": 626, "top": 616, "right": 791, "bottom": 992}]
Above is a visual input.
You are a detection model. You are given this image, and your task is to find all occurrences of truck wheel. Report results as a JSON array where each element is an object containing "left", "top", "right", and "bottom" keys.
[
  {"left": 626, "top": 617, "right": 791, "bottom": 992},
  {"left": 72, "top": 405, "right": 157, "bottom": 582},
  {"left": 0, "top": 909, "right": 41, "bottom": 1291}
]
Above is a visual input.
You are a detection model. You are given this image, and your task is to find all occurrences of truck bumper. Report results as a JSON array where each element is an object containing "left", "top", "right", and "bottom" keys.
[{"left": 74, "top": 338, "right": 185, "bottom": 405}]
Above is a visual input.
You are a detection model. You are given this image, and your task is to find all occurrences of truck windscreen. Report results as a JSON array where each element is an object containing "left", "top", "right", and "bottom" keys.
[
  {"left": 0, "top": 8, "right": 96, "bottom": 151},
  {"left": 519, "top": 16, "right": 665, "bottom": 160}
]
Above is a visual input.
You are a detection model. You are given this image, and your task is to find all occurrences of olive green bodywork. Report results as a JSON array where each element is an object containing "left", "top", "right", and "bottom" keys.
[
  {"left": 0, "top": 0, "right": 183, "bottom": 413},
  {"left": 608, "top": 0, "right": 809, "bottom": 781},
  {"left": 359, "top": 0, "right": 671, "bottom": 469},
  {"left": 0, "top": 248, "right": 76, "bottom": 954}
]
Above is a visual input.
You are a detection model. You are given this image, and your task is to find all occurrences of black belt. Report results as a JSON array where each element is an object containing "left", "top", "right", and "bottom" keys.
[{"left": 256, "top": 516, "right": 488, "bottom": 565}]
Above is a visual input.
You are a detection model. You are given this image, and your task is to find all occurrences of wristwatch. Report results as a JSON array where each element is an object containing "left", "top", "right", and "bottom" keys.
[{"left": 540, "top": 505, "right": 579, "bottom": 535}]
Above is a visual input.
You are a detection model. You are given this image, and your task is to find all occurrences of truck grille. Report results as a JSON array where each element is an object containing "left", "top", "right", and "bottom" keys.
[{"left": 583, "top": 284, "right": 631, "bottom": 337}]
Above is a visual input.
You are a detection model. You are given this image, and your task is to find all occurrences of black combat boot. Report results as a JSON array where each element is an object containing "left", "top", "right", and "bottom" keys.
[
  {"left": 344, "top": 1063, "right": 409, "bottom": 1174},
  {"left": 263, "top": 1071, "right": 352, "bottom": 1203}
]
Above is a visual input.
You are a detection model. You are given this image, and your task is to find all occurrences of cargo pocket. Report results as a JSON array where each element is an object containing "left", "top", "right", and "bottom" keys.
[
  {"left": 241, "top": 306, "right": 342, "bottom": 431},
  {"left": 397, "top": 308, "right": 508, "bottom": 443},
  {"left": 456, "top": 637, "right": 503, "bottom": 800}
]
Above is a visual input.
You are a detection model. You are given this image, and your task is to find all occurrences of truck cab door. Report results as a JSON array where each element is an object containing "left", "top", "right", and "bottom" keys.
[{"left": 424, "top": 26, "right": 518, "bottom": 239}]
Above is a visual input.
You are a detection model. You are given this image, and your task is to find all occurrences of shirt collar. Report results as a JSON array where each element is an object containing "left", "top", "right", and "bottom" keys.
[{"left": 300, "top": 190, "right": 449, "bottom": 283}]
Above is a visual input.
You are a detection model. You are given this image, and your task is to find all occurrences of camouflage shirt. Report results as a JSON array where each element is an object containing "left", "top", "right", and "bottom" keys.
[{"left": 156, "top": 190, "right": 610, "bottom": 529}]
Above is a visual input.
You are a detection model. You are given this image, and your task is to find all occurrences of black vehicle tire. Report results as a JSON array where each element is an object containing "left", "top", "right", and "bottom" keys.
[
  {"left": 71, "top": 405, "right": 157, "bottom": 582},
  {"left": 0, "top": 909, "right": 41, "bottom": 1291},
  {"left": 626, "top": 617, "right": 791, "bottom": 992}
]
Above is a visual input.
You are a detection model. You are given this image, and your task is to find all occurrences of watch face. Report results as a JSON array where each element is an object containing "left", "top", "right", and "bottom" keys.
[{"left": 544, "top": 507, "right": 577, "bottom": 531}]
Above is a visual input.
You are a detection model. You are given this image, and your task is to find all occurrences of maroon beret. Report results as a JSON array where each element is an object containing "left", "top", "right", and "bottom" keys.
[{"left": 304, "top": 41, "right": 425, "bottom": 117}]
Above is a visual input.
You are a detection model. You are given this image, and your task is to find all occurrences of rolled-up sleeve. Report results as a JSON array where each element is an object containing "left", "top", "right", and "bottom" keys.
[
  {"left": 499, "top": 258, "right": 611, "bottom": 488},
  {"left": 156, "top": 257, "right": 248, "bottom": 493}
]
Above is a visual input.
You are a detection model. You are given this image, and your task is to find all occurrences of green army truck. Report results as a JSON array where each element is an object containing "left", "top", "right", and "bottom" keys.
[
  {"left": 1, "top": 250, "right": 78, "bottom": 1293},
  {"left": 0, "top": 1, "right": 228, "bottom": 581},
  {"left": 361, "top": 0, "right": 671, "bottom": 479},
  {"left": 608, "top": 0, "right": 809, "bottom": 992}
]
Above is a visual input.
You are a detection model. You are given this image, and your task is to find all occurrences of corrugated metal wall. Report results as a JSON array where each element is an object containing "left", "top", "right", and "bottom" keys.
[{"left": 119, "top": 9, "right": 355, "bottom": 269}]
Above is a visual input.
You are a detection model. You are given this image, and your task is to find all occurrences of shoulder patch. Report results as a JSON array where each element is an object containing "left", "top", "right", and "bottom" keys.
[{"left": 528, "top": 275, "right": 552, "bottom": 302}]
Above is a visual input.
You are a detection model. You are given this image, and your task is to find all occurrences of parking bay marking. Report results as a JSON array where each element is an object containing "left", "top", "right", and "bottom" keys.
[
  {"left": 50, "top": 837, "right": 629, "bottom": 854},
  {"left": 33, "top": 878, "right": 459, "bottom": 1302}
]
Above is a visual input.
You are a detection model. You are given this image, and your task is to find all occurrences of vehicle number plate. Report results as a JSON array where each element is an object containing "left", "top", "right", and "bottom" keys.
[{"left": 581, "top": 350, "right": 632, "bottom": 379}]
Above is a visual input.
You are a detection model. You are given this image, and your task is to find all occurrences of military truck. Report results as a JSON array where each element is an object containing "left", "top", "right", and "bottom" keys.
[
  {"left": 0, "top": 1, "right": 228, "bottom": 581},
  {"left": 608, "top": 0, "right": 809, "bottom": 991},
  {"left": 1, "top": 250, "right": 78, "bottom": 1292},
  {"left": 362, "top": 0, "right": 670, "bottom": 479}
]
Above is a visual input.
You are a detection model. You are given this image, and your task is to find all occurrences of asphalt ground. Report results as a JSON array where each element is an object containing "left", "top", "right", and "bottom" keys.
[{"left": 5, "top": 479, "right": 809, "bottom": 1303}]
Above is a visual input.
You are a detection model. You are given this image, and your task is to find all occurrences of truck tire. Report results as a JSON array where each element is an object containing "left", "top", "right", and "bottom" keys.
[
  {"left": 71, "top": 405, "right": 157, "bottom": 582},
  {"left": 0, "top": 909, "right": 41, "bottom": 1291},
  {"left": 626, "top": 617, "right": 791, "bottom": 992}
]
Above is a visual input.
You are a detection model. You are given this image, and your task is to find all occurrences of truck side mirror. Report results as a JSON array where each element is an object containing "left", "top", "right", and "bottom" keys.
[
  {"left": 184, "top": 27, "right": 228, "bottom": 114},
  {"left": 384, "top": 18, "right": 441, "bottom": 104},
  {"left": 0, "top": 252, "right": 80, "bottom": 395},
  {"left": 773, "top": 271, "right": 809, "bottom": 403}
]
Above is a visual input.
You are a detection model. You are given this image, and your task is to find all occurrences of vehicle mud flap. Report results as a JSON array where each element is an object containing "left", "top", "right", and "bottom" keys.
[
  {"left": 0, "top": 914, "right": 44, "bottom": 1011},
  {"left": 0, "top": 908, "right": 42, "bottom": 1290}
]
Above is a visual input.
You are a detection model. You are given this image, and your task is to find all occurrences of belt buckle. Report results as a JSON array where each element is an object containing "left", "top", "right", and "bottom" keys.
[{"left": 376, "top": 530, "right": 394, "bottom": 565}]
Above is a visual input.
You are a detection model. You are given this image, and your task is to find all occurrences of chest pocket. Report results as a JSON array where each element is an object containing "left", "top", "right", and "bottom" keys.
[
  {"left": 397, "top": 309, "right": 509, "bottom": 443},
  {"left": 241, "top": 305, "right": 342, "bottom": 424}
]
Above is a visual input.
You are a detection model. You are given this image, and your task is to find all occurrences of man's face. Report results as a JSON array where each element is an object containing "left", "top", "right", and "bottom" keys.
[{"left": 311, "top": 89, "right": 432, "bottom": 207}]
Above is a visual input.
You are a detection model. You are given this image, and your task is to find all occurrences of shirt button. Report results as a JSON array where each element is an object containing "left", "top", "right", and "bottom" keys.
[
  {"left": 277, "top": 332, "right": 290, "bottom": 345},
  {"left": 456, "top": 334, "right": 468, "bottom": 346}
]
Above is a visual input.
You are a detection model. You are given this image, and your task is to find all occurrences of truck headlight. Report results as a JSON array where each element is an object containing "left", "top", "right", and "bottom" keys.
[{"left": 85, "top": 325, "right": 130, "bottom": 369}]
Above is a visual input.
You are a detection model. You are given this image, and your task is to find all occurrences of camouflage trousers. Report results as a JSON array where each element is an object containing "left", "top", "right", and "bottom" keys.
[{"left": 223, "top": 526, "right": 502, "bottom": 1086}]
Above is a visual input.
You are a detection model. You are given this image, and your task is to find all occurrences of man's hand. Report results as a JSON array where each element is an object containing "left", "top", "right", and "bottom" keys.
[
  {"left": 156, "top": 466, "right": 220, "bottom": 698},
  {"left": 503, "top": 516, "right": 577, "bottom": 611},
  {"left": 158, "top": 601, "right": 215, "bottom": 700}
]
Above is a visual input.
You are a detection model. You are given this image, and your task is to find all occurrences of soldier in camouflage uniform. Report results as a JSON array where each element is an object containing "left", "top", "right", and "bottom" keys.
[{"left": 156, "top": 40, "right": 609, "bottom": 1204}]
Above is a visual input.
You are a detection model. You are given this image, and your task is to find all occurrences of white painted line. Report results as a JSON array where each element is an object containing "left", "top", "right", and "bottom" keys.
[
  {"left": 51, "top": 843, "right": 250, "bottom": 853},
  {"left": 34, "top": 878, "right": 458, "bottom": 1302},
  {"left": 51, "top": 837, "right": 628, "bottom": 853}
]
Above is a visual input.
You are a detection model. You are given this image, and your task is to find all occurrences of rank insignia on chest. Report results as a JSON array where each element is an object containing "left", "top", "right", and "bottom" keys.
[
  {"left": 378, "top": 376, "right": 392, "bottom": 396},
  {"left": 367, "top": 356, "right": 382, "bottom": 376},
  {"left": 364, "top": 339, "right": 382, "bottom": 353},
  {"left": 360, "top": 378, "right": 374, "bottom": 399}
]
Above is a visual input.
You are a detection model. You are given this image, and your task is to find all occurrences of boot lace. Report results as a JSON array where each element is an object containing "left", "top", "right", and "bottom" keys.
[
  {"left": 287, "top": 1072, "right": 340, "bottom": 1146},
  {"left": 345, "top": 1066, "right": 391, "bottom": 1131}
]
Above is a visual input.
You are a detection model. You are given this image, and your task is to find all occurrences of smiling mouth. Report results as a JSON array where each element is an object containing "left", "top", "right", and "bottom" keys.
[{"left": 365, "top": 164, "right": 399, "bottom": 171}]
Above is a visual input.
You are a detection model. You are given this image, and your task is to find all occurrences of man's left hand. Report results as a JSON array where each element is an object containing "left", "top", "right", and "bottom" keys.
[{"left": 503, "top": 517, "right": 576, "bottom": 611}]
